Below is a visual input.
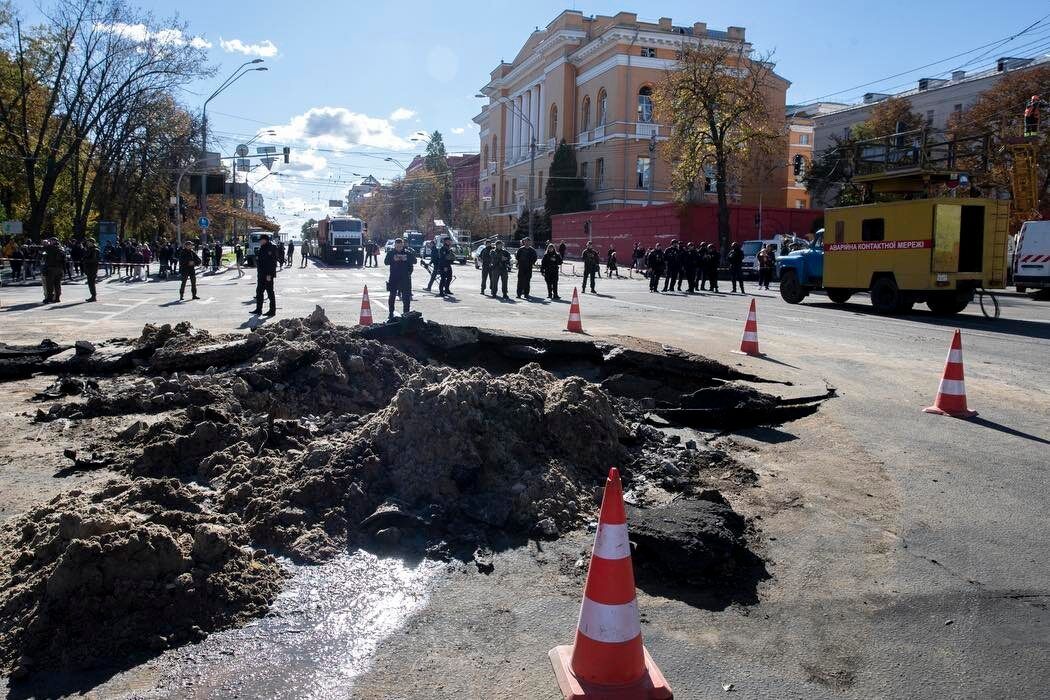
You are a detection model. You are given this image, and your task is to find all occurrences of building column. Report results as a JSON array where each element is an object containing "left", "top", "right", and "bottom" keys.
[
  {"left": 506, "top": 102, "right": 514, "bottom": 163},
  {"left": 537, "top": 84, "right": 545, "bottom": 146},
  {"left": 516, "top": 95, "right": 524, "bottom": 164},
  {"left": 524, "top": 90, "right": 533, "bottom": 158}
]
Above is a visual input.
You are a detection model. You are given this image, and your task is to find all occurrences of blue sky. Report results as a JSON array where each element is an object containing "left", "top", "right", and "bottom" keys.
[{"left": 20, "top": 1, "right": 1050, "bottom": 232}]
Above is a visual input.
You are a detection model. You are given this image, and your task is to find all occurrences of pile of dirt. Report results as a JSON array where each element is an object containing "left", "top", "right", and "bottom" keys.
[
  {"left": 0, "top": 478, "right": 284, "bottom": 678},
  {"left": 2, "top": 309, "right": 829, "bottom": 675}
]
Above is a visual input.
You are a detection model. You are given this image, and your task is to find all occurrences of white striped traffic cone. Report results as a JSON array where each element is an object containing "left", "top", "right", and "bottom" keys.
[
  {"left": 733, "top": 298, "right": 763, "bottom": 356},
  {"left": 923, "top": 329, "right": 977, "bottom": 418},
  {"left": 359, "top": 285, "right": 373, "bottom": 326},
  {"left": 549, "top": 467, "right": 673, "bottom": 699},
  {"left": 566, "top": 287, "right": 584, "bottom": 333}
]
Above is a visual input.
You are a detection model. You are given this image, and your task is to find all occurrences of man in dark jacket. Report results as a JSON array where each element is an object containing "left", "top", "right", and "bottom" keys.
[
  {"left": 581, "top": 241, "right": 600, "bottom": 294},
  {"left": 646, "top": 244, "right": 664, "bottom": 293},
  {"left": 478, "top": 241, "right": 494, "bottom": 294},
  {"left": 177, "top": 240, "right": 201, "bottom": 300},
  {"left": 540, "top": 243, "right": 562, "bottom": 299},
  {"left": 425, "top": 240, "right": 442, "bottom": 292},
  {"left": 82, "top": 238, "right": 100, "bottom": 302},
  {"left": 437, "top": 236, "right": 457, "bottom": 296},
  {"left": 515, "top": 238, "right": 538, "bottom": 298},
  {"left": 286, "top": 240, "right": 295, "bottom": 268},
  {"left": 558, "top": 241, "right": 567, "bottom": 261},
  {"left": 682, "top": 243, "right": 699, "bottom": 293},
  {"left": 384, "top": 237, "right": 417, "bottom": 320},
  {"left": 41, "top": 238, "right": 66, "bottom": 303},
  {"left": 662, "top": 240, "right": 680, "bottom": 292},
  {"left": 488, "top": 240, "right": 511, "bottom": 298},
  {"left": 705, "top": 244, "right": 721, "bottom": 293},
  {"left": 253, "top": 234, "right": 279, "bottom": 315},
  {"left": 728, "top": 242, "right": 745, "bottom": 293},
  {"left": 212, "top": 241, "right": 222, "bottom": 272}
]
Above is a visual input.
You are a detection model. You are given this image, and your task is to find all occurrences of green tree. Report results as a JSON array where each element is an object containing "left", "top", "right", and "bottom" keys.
[
  {"left": 423, "top": 131, "right": 449, "bottom": 173},
  {"left": 654, "top": 43, "right": 784, "bottom": 255},
  {"left": 543, "top": 141, "right": 589, "bottom": 215}
]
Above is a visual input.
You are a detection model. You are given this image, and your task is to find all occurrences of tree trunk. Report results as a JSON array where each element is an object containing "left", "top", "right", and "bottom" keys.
[{"left": 715, "top": 157, "right": 731, "bottom": 262}]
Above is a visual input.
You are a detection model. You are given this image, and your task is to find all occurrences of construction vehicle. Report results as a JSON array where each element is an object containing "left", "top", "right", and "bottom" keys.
[
  {"left": 317, "top": 216, "right": 365, "bottom": 266},
  {"left": 779, "top": 117, "right": 1039, "bottom": 315}
]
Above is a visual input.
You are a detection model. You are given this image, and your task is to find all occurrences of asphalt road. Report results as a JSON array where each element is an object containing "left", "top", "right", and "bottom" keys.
[{"left": 2, "top": 260, "right": 1048, "bottom": 698}]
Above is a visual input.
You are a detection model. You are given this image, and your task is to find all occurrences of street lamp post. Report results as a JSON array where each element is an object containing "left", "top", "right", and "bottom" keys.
[{"left": 200, "top": 60, "right": 267, "bottom": 227}]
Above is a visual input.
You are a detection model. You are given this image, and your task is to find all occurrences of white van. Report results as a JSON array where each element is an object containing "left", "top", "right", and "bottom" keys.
[
  {"left": 1013, "top": 221, "right": 1050, "bottom": 293},
  {"left": 246, "top": 230, "right": 281, "bottom": 267}
]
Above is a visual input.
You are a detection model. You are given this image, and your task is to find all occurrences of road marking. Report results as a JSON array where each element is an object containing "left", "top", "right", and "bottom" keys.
[{"left": 197, "top": 297, "right": 216, "bottom": 305}]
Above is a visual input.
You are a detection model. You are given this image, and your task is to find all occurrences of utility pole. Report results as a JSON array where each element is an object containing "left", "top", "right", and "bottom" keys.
[{"left": 528, "top": 135, "right": 536, "bottom": 241}]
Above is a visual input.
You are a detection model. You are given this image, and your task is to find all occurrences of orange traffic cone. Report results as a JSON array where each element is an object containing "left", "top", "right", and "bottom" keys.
[
  {"left": 359, "top": 285, "right": 373, "bottom": 326},
  {"left": 733, "top": 298, "right": 763, "bottom": 356},
  {"left": 923, "top": 329, "right": 977, "bottom": 418},
  {"left": 566, "top": 287, "right": 584, "bottom": 333},
  {"left": 549, "top": 468, "right": 673, "bottom": 700}
]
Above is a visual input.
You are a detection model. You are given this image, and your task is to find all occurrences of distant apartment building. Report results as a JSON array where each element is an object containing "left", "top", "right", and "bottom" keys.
[
  {"left": 227, "top": 182, "right": 265, "bottom": 216},
  {"left": 473, "top": 10, "right": 793, "bottom": 230},
  {"left": 404, "top": 153, "right": 481, "bottom": 212},
  {"left": 786, "top": 114, "right": 814, "bottom": 209},
  {"left": 348, "top": 175, "right": 381, "bottom": 205},
  {"left": 809, "top": 55, "right": 1050, "bottom": 153}
]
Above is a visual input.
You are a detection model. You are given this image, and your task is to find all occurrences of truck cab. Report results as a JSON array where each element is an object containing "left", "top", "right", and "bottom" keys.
[
  {"left": 1013, "top": 220, "right": 1050, "bottom": 292},
  {"left": 777, "top": 230, "right": 825, "bottom": 302}
]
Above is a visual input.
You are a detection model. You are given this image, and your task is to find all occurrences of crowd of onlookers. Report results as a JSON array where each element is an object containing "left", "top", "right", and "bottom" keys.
[{"left": 1, "top": 235, "right": 247, "bottom": 283}]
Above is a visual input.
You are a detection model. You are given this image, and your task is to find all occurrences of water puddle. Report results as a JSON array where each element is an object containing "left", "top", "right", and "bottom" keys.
[{"left": 149, "top": 550, "right": 442, "bottom": 698}]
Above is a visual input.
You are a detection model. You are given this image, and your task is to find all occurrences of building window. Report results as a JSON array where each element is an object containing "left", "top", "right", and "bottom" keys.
[
  {"left": 953, "top": 103, "right": 963, "bottom": 114},
  {"left": 596, "top": 158, "right": 605, "bottom": 189},
  {"left": 580, "top": 162, "right": 589, "bottom": 181},
  {"left": 482, "top": 144, "right": 489, "bottom": 168},
  {"left": 597, "top": 89, "right": 607, "bottom": 126},
  {"left": 844, "top": 127, "right": 851, "bottom": 139},
  {"left": 926, "top": 109, "right": 935, "bottom": 123},
  {"left": 799, "top": 133, "right": 810, "bottom": 145},
  {"left": 581, "top": 95, "right": 591, "bottom": 132},
  {"left": 861, "top": 218, "right": 885, "bottom": 242},
  {"left": 640, "top": 47, "right": 656, "bottom": 58},
  {"left": 549, "top": 104, "right": 558, "bottom": 140},
  {"left": 636, "top": 156, "right": 651, "bottom": 188},
  {"left": 491, "top": 136, "right": 498, "bottom": 163},
  {"left": 795, "top": 199, "right": 804, "bottom": 208},
  {"left": 637, "top": 86, "right": 654, "bottom": 123}
]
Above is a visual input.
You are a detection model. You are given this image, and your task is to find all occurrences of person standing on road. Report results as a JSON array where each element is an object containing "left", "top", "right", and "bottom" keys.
[
  {"left": 276, "top": 240, "right": 286, "bottom": 269},
  {"left": 424, "top": 239, "right": 442, "bottom": 292},
  {"left": 253, "top": 234, "right": 279, "bottom": 316},
  {"left": 515, "top": 237, "right": 537, "bottom": 299},
  {"left": 662, "top": 240, "right": 680, "bottom": 292},
  {"left": 41, "top": 238, "right": 66, "bottom": 304},
  {"left": 682, "top": 243, "right": 699, "bottom": 293},
  {"left": 384, "top": 237, "right": 417, "bottom": 320},
  {"left": 437, "top": 236, "right": 456, "bottom": 297},
  {"left": 758, "top": 243, "right": 776, "bottom": 290},
  {"left": 201, "top": 243, "right": 211, "bottom": 274},
  {"left": 69, "top": 239, "right": 83, "bottom": 277},
  {"left": 705, "top": 244, "right": 721, "bottom": 293},
  {"left": 478, "top": 241, "right": 494, "bottom": 295},
  {"left": 631, "top": 242, "right": 643, "bottom": 271},
  {"left": 178, "top": 240, "right": 201, "bottom": 301},
  {"left": 606, "top": 247, "right": 619, "bottom": 278},
  {"left": 286, "top": 240, "right": 295, "bottom": 269},
  {"left": 212, "top": 241, "right": 222, "bottom": 273},
  {"left": 488, "top": 240, "right": 511, "bottom": 299},
  {"left": 158, "top": 241, "right": 170, "bottom": 279},
  {"left": 581, "top": 241, "right": 600, "bottom": 294},
  {"left": 646, "top": 244, "right": 664, "bottom": 293},
  {"left": 82, "top": 238, "right": 100, "bottom": 302},
  {"left": 541, "top": 243, "right": 562, "bottom": 300},
  {"left": 558, "top": 241, "right": 567, "bottom": 261},
  {"left": 300, "top": 243, "right": 308, "bottom": 268},
  {"left": 728, "top": 241, "right": 746, "bottom": 294}
]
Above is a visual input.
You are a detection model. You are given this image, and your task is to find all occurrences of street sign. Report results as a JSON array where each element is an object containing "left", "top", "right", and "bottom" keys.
[
  {"left": 198, "top": 216, "right": 210, "bottom": 228},
  {"left": 261, "top": 157, "right": 276, "bottom": 170},
  {"left": 236, "top": 144, "right": 249, "bottom": 157},
  {"left": 328, "top": 200, "right": 344, "bottom": 208},
  {"left": 236, "top": 158, "right": 251, "bottom": 172},
  {"left": 256, "top": 146, "right": 277, "bottom": 155}
]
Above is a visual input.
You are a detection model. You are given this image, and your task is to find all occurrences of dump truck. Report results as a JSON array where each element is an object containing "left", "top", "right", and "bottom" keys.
[{"left": 317, "top": 216, "right": 365, "bottom": 266}]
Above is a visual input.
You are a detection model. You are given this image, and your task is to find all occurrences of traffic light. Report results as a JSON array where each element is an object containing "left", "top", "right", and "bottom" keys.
[
  {"left": 793, "top": 154, "right": 804, "bottom": 177},
  {"left": 283, "top": 146, "right": 290, "bottom": 164}
]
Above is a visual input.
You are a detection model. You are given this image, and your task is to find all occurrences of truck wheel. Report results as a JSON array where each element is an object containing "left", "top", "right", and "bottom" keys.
[
  {"left": 926, "top": 290, "right": 972, "bottom": 315},
  {"left": 826, "top": 289, "right": 852, "bottom": 304},
  {"left": 779, "top": 270, "right": 805, "bottom": 304},
  {"left": 870, "top": 277, "right": 901, "bottom": 314}
]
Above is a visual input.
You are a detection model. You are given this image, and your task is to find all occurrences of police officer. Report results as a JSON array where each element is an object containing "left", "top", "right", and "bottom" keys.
[
  {"left": 82, "top": 237, "right": 100, "bottom": 302},
  {"left": 663, "top": 240, "right": 680, "bottom": 292},
  {"left": 488, "top": 239, "right": 511, "bottom": 298},
  {"left": 478, "top": 241, "right": 494, "bottom": 294},
  {"left": 515, "top": 237, "right": 537, "bottom": 298},
  {"left": 540, "top": 243, "right": 562, "bottom": 299},
  {"left": 253, "top": 233, "right": 279, "bottom": 316},
  {"left": 425, "top": 239, "right": 442, "bottom": 292},
  {"left": 646, "top": 244, "right": 664, "bottom": 293},
  {"left": 384, "top": 237, "right": 417, "bottom": 320},
  {"left": 41, "top": 238, "right": 66, "bottom": 303},
  {"left": 682, "top": 242, "right": 699, "bottom": 293},
  {"left": 728, "top": 241, "right": 746, "bottom": 294},
  {"left": 177, "top": 239, "right": 201, "bottom": 300},
  {"left": 705, "top": 244, "right": 721, "bottom": 293},
  {"left": 437, "top": 236, "right": 456, "bottom": 296},
  {"left": 286, "top": 240, "right": 295, "bottom": 269},
  {"left": 581, "top": 241, "right": 600, "bottom": 294}
]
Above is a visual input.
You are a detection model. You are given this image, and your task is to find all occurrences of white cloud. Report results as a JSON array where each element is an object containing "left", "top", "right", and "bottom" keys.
[
  {"left": 389, "top": 107, "right": 416, "bottom": 122},
  {"left": 220, "top": 37, "right": 279, "bottom": 58},
  {"left": 451, "top": 127, "right": 465, "bottom": 135},
  {"left": 95, "top": 22, "right": 212, "bottom": 49},
  {"left": 269, "top": 106, "right": 413, "bottom": 151}
]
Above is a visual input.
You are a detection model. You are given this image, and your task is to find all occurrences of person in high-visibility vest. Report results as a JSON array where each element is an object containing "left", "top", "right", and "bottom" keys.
[{"left": 1024, "top": 95, "right": 1042, "bottom": 137}]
